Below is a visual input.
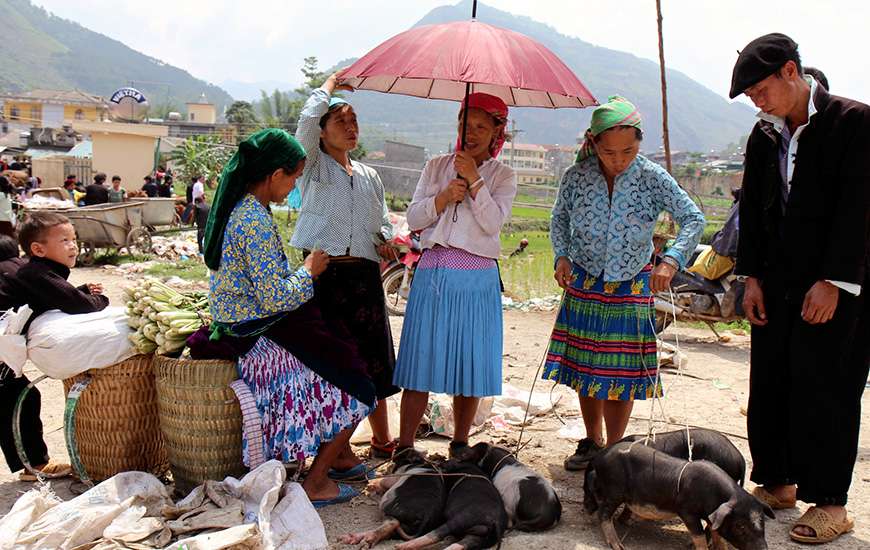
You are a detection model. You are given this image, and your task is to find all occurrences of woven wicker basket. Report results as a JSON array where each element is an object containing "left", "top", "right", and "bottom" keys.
[
  {"left": 154, "top": 354, "right": 245, "bottom": 494},
  {"left": 62, "top": 354, "right": 169, "bottom": 482}
]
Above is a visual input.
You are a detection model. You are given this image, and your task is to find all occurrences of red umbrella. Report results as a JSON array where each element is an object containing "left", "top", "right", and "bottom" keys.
[{"left": 339, "top": 20, "right": 597, "bottom": 109}]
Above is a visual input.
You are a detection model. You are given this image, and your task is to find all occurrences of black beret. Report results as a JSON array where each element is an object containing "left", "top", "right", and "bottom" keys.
[{"left": 729, "top": 33, "right": 799, "bottom": 98}]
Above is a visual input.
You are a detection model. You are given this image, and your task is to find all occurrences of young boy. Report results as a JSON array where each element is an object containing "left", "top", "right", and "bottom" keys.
[
  {"left": 0, "top": 233, "right": 69, "bottom": 480},
  {"left": 11, "top": 212, "right": 108, "bottom": 329},
  {"left": 193, "top": 196, "right": 210, "bottom": 254},
  {"left": 107, "top": 175, "right": 126, "bottom": 203}
]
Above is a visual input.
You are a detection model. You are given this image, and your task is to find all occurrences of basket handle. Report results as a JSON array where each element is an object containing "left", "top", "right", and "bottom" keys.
[
  {"left": 12, "top": 375, "right": 73, "bottom": 480},
  {"left": 63, "top": 376, "right": 94, "bottom": 486}
]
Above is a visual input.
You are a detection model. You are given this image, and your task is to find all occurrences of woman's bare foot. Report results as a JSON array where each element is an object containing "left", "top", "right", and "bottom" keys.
[{"left": 331, "top": 442, "right": 363, "bottom": 471}]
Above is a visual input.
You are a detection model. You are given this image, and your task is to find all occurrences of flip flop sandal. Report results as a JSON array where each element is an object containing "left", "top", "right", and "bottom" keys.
[
  {"left": 789, "top": 506, "right": 854, "bottom": 544},
  {"left": 328, "top": 463, "right": 376, "bottom": 481},
  {"left": 752, "top": 486, "right": 797, "bottom": 510},
  {"left": 310, "top": 483, "right": 360, "bottom": 509}
]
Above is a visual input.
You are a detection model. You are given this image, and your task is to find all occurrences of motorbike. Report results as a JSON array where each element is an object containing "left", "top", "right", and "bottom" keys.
[
  {"left": 380, "top": 214, "right": 421, "bottom": 316},
  {"left": 652, "top": 244, "right": 745, "bottom": 335}
]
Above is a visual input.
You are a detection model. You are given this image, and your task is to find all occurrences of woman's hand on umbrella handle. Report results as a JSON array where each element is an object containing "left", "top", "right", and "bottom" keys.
[
  {"left": 454, "top": 151, "right": 480, "bottom": 183},
  {"left": 554, "top": 257, "right": 574, "bottom": 290},
  {"left": 439, "top": 179, "right": 468, "bottom": 205}
]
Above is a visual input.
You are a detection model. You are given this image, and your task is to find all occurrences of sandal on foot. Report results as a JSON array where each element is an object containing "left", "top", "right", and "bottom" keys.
[
  {"left": 328, "top": 463, "right": 375, "bottom": 481},
  {"left": 18, "top": 461, "right": 72, "bottom": 482},
  {"left": 369, "top": 437, "right": 399, "bottom": 459},
  {"left": 310, "top": 483, "right": 359, "bottom": 509},
  {"left": 564, "top": 438, "right": 603, "bottom": 471},
  {"left": 789, "top": 506, "right": 854, "bottom": 544},
  {"left": 752, "top": 486, "right": 797, "bottom": 510}
]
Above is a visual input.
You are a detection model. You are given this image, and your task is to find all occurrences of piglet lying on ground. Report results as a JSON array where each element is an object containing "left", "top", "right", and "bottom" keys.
[
  {"left": 339, "top": 452, "right": 445, "bottom": 548},
  {"left": 453, "top": 442, "right": 561, "bottom": 531},
  {"left": 395, "top": 459, "right": 508, "bottom": 550},
  {"left": 621, "top": 428, "right": 746, "bottom": 485},
  {"left": 584, "top": 442, "right": 774, "bottom": 550}
]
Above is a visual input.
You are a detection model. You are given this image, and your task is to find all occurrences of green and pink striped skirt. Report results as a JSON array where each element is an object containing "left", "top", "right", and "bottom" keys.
[{"left": 542, "top": 263, "right": 662, "bottom": 401}]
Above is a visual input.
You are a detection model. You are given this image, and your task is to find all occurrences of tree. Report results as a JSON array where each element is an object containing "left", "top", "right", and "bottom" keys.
[
  {"left": 257, "top": 89, "right": 298, "bottom": 129},
  {"left": 170, "top": 135, "right": 233, "bottom": 188},
  {"left": 225, "top": 100, "right": 259, "bottom": 135}
]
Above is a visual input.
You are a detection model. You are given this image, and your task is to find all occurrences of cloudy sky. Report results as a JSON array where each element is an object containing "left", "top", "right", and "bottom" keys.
[{"left": 31, "top": 0, "right": 869, "bottom": 103}]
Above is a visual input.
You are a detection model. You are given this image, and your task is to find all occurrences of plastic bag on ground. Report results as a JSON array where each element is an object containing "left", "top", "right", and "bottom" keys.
[{"left": 26, "top": 306, "right": 135, "bottom": 379}]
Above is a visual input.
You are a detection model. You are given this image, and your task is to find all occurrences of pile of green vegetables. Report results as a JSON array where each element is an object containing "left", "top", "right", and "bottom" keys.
[{"left": 125, "top": 279, "right": 209, "bottom": 355}]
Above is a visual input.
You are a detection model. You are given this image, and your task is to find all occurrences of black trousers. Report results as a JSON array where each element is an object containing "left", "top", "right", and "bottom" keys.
[
  {"left": 748, "top": 284, "right": 869, "bottom": 505},
  {"left": 0, "top": 367, "right": 49, "bottom": 472}
]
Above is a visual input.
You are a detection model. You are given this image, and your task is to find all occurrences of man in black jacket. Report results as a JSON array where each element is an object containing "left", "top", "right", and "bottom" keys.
[
  {"left": 83, "top": 173, "right": 109, "bottom": 206},
  {"left": 731, "top": 33, "right": 869, "bottom": 544}
]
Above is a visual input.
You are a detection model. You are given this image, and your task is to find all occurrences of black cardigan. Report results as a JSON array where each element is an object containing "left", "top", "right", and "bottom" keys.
[{"left": 736, "top": 86, "right": 870, "bottom": 295}]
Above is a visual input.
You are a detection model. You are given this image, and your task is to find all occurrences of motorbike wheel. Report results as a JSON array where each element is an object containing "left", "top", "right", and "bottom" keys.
[
  {"left": 654, "top": 310, "right": 674, "bottom": 334},
  {"left": 382, "top": 265, "right": 410, "bottom": 317}
]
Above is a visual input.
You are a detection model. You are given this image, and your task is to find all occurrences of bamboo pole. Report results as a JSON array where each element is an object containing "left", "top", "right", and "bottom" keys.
[{"left": 656, "top": 0, "right": 672, "bottom": 175}]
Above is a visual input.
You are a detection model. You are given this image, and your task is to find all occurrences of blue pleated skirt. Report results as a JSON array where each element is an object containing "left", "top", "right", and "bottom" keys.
[{"left": 393, "top": 246, "right": 503, "bottom": 397}]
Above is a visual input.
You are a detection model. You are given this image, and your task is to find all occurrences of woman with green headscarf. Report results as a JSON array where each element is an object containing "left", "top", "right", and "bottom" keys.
[
  {"left": 204, "top": 128, "right": 375, "bottom": 508},
  {"left": 543, "top": 97, "right": 705, "bottom": 470}
]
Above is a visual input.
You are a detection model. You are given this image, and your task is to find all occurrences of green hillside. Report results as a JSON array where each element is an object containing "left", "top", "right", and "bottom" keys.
[{"left": 0, "top": 0, "right": 232, "bottom": 112}]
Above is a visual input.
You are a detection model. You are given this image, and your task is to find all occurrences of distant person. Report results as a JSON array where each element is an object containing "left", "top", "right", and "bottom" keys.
[
  {"left": 83, "top": 173, "right": 109, "bottom": 206},
  {"left": 193, "top": 196, "right": 210, "bottom": 254},
  {"left": 803, "top": 66, "right": 829, "bottom": 90},
  {"left": 185, "top": 176, "right": 196, "bottom": 205},
  {"left": 8, "top": 160, "right": 23, "bottom": 171},
  {"left": 107, "top": 175, "right": 126, "bottom": 203},
  {"left": 0, "top": 176, "right": 15, "bottom": 237},
  {"left": 63, "top": 174, "right": 77, "bottom": 189},
  {"left": 192, "top": 175, "right": 206, "bottom": 202},
  {"left": 141, "top": 175, "right": 158, "bottom": 198},
  {"left": 731, "top": 33, "right": 868, "bottom": 544},
  {"left": 157, "top": 175, "right": 173, "bottom": 198}
]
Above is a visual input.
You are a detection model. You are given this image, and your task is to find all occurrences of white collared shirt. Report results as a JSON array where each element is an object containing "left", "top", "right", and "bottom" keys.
[{"left": 756, "top": 77, "right": 861, "bottom": 296}]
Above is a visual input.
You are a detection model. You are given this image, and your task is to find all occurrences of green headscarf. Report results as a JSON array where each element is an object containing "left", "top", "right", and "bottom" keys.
[
  {"left": 202, "top": 128, "right": 306, "bottom": 271},
  {"left": 576, "top": 96, "right": 643, "bottom": 162}
]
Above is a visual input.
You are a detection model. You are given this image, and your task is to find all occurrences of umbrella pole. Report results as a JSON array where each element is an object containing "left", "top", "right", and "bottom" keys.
[{"left": 453, "top": 81, "right": 472, "bottom": 222}]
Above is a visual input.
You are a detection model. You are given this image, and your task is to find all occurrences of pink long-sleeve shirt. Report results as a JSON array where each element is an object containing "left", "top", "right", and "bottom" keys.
[{"left": 406, "top": 154, "right": 517, "bottom": 259}]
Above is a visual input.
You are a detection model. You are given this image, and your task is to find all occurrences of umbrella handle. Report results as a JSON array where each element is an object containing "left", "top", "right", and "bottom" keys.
[{"left": 453, "top": 81, "right": 472, "bottom": 223}]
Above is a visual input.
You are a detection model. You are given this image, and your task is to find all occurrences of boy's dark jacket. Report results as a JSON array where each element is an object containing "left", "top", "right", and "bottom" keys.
[
  {"left": 6, "top": 257, "right": 108, "bottom": 330},
  {"left": 736, "top": 85, "right": 870, "bottom": 295}
]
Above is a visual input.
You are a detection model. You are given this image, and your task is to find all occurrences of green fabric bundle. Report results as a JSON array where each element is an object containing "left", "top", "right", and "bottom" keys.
[{"left": 202, "top": 128, "right": 306, "bottom": 271}]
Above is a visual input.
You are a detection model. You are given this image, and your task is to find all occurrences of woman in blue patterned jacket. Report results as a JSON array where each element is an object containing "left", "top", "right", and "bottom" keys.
[
  {"left": 204, "top": 129, "right": 374, "bottom": 508},
  {"left": 544, "top": 96, "right": 705, "bottom": 471}
]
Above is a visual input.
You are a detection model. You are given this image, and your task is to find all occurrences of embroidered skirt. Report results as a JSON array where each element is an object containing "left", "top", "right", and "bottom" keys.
[
  {"left": 393, "top": 246, "right": 503, "bottom": 397},
  {"left": 237, "top": 337, "right": 370, "bottom": 464},
  {"left": 542, "top": 263, "right": 661, "bottom": 401},
  {"left": 313, "top": 257, "right": 398, "bottom": 400}
]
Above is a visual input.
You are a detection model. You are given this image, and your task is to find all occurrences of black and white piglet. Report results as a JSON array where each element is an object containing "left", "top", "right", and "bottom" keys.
[
  {"left": 339, "top": 452, "right": 445, "bottom": 548},
  {"left": 395, "top": 459, "right": 508, "bottom": 550},
  {"left": 621, "top": 428, "right": 746, "bottom": 485},
  {"left": 584, "top": 442, "right": 774, "bottom": 550},
  {"left": 454, "top": 442, "right": 561, "bottom": 531}
]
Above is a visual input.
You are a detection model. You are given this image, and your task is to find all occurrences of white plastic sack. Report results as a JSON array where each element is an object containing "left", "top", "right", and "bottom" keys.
[
  {"left": 428, "top": 394, "right": 493, "bottom": 438},
  {"left": 26, "top": 306, "right": 135, "bottom": 379},
  {"left": 0, "top": 305, "right": 32, "bottom": 376},
  {"left": 350, "top": 394, "right": 401, "bottom": 445},
  {"left": 490, "top": 383, "right": 562, "bottom": 426},
  {"left": 218, "top": 460, "right": 328, "bottom": 550},
  {"left": 0, "top": 471, "right": 172, "bottom": 550}
]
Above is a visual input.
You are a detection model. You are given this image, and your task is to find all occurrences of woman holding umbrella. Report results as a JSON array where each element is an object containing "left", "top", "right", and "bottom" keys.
[
  {"left": 393, "top": 93, "right": 517, "bottom": 457},
  {"left": 290, "top": 72, "right": 400, "bottom": 467},
  {"left": 544, "top": 96, "right": 705, "bottom": 470}
]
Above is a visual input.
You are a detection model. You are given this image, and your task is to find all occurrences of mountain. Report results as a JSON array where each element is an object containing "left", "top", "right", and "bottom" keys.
[
  {"left": 0, "top": 0, "right": 233, "bottom": 114},
  {"left": 339, "top": 1, "right": 755, "bottom": 154}
]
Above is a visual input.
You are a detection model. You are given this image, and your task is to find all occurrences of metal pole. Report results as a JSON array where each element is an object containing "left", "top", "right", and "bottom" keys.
[{"left": 656, "top": 0, "right": 672, "bottom": 175}]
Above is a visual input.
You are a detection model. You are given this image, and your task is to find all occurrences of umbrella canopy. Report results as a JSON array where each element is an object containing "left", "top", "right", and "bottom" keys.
[{"left": 339, "top": 21, "right": 597, "bottom": 109}]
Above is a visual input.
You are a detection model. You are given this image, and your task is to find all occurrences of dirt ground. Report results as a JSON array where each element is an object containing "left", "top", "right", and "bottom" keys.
[{"left": 1, "top": 267, "right": 867, "bottom": 549}]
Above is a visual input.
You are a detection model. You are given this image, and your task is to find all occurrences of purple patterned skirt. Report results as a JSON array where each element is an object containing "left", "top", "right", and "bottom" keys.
[{"left": 237, "top": 337, "right": 371, "bottom": 465}]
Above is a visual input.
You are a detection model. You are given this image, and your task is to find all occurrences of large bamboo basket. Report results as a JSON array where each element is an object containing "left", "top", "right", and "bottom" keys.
[
  {"left": 62, "top": 354, "right": 168, "bottom": 482},
  {"left": 154, "top": 354, "right": 245, "bottom": 494}
]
